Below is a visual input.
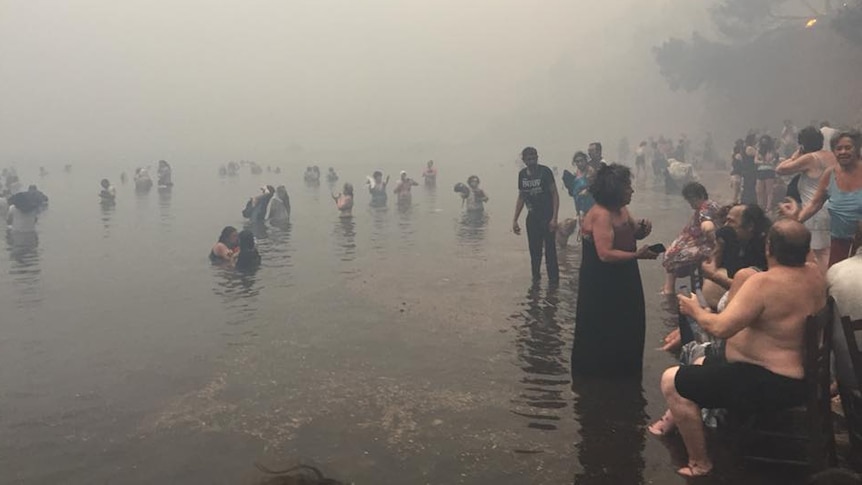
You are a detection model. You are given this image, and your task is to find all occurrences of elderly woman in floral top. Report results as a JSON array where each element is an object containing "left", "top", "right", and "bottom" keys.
[{"left": 660, "top": 182, "right": 719, "bottom": 294}]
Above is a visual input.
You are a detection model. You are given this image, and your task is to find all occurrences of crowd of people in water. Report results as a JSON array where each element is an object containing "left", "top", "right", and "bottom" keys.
[
  {"left": 205, "top": 158, "right": 491, "bottom": 271},
  {"left": 4, "top": 122, "right": 862, "bottom": 481}
]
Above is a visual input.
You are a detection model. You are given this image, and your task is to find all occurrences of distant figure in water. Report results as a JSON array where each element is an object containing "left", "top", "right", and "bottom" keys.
[
  {"left": 327, "top": 167, "right": 339, "bottom": 183},
  {"left": 218, "top": 165, "right": 228, "bottom": 177},
  {"left": 64, "top": 164, "right": 72, "bottom": 173},
  {"left": 120, "top": 171, "right": 128, "bottom": 184},
  {"left": 333, "top": 182, "right": 354, "bottom": 217},
  {"left": 227, "top": 161, "right": 240, "bottom": 177},
  {"left": 210, "top": 226, "right": 239, "bottom": 263},
  {"left": 456, "top": 175, "right": 488, "bottom": 212},
  {"left": 157, "top": 160, "right": 173, "bottom": 187},
  {"left": 393, "top": 171, "right": 418, "bottom": 202},
  {"left": 99, "top": 179, "right": 116, "bottom": 204},
  {"left": 39, "top": 166, "right": 48, "bottom": 177},
  {"left": 6, "top": 191, "right": 41, "bottom": 233},
  {"left": 422, "top": 160, "right": 437, "bottom": 186},
  {"left": 134, "top": 167, "right": 153, "bottom": 191},
  {"left": 367, "top": 170, "right": 389, "bottom": 206},
  {"left": 304, "top": 166, "right": 321, "bottom": 185},
  {"left": 267, "top": 185, "right": 291, "bottom": 223},
  {"left": 5, "top": 174, "right": 22, "bottom": 195},
  {"left": 235, "top": 230, "right": 261, "bottom": 270}
]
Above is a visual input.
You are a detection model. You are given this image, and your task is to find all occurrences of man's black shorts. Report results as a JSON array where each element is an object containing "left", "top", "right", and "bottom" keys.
[{"left": 674, "top": 346, "right": 806, "bottom": 412}]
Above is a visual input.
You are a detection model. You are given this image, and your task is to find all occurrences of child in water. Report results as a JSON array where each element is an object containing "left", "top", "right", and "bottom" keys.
[
  {"left": 99, "top": 179, "right": 116, "bottom": 204},
  {"left": 235, "top": 230, "right": 261, "bottom": 270}
]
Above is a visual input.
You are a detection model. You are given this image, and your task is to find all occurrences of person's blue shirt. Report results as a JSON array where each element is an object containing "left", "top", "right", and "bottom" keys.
[{"left": 572, "top": 174, "right": 595, "bottom": 215}]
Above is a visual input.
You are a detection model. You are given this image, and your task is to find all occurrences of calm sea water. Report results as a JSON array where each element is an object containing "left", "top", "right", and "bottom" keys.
[{"left": 0, "top": 162, "right": 802, "bottom": 484}]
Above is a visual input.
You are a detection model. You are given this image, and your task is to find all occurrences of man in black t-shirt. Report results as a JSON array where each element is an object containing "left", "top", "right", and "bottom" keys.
[{"left": 513, "top": 146, "right": 560, "bottom": 284}]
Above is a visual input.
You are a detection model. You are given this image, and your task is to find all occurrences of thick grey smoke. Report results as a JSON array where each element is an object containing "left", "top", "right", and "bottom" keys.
[{"left": 1, "top": 0, "right": 715, "bottom": 166}]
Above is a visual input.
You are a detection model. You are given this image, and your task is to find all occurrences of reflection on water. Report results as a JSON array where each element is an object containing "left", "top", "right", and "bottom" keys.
[
  {"left": 253, "top": 221, "right": 295, "bottom": 293},
  {"left": 100, "top": 202, "right": 115, "bottom": 238},
  {"left": 572, "top": 376, "right": 646, "bottom": 485},
  {"left": 456, "top": 211, "right": 488, "bottom": 248},
  {"left": 509, "top": 285, "right": 572, "bottom": 446},
  {"left": 423, "top": 184, "right": 437, "bottom": 214},
  {"left": 397, "top": 199, "right": 415, "bottom": 248},
  {"left": 157, "top": 186, "right": 173, "bottom": 229},
  {"left": 212, "top": 265, "right": 260, "bottom": 326},
  {"left": 369, "top": 205, "right": 389, "bottom": 253},
  {"left": 332, "top": 217, "right": 356, "bottom": 266},
  {"left": 5, "top": 231, "right": 42, "bottom": 309}
]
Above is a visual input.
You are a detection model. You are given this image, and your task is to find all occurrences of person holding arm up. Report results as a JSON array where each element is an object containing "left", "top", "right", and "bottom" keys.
[{"left": 780, "top": 131, "right": 862, "bottom": 267}]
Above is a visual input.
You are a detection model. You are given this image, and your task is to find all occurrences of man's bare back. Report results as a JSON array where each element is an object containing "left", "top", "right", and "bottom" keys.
[{"left": 723, "top": 262, "right": 825, "bottom": 379}]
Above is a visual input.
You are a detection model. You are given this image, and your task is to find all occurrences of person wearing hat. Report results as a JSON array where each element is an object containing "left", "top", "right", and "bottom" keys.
[
  {"left": 513, "top": 146, "right": 560, "bottom": 284},
  {"left": 393, "top": 171, "right": 418, "bottom": 203}
]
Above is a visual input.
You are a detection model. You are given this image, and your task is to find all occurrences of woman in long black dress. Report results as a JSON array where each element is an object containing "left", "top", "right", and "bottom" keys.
[{"left": 572, "top": 164, "right": 659, "bottom": 378}]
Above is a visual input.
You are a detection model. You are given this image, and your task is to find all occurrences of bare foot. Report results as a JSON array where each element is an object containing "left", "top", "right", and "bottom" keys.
[
  {"left": 677, "top": 461, "right": 712, "bottom": 477},
  {"left": 648, "top": 410, "right": 676, "bottom": 437}
]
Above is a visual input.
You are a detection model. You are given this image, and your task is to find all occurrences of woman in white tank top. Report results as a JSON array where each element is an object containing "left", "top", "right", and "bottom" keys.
[{"left": 776, "top": 126, "right": 837, "bottom": 273}]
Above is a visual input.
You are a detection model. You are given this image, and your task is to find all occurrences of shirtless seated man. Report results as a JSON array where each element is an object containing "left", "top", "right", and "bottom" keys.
[{"left": 649, "top": 219, "right": 826, "bottom": 477}]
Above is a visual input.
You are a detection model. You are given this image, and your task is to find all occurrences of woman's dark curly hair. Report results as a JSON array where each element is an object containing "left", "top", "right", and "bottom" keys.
[{"left": 589, "top": 163, "right": 632, "bottom": 209}]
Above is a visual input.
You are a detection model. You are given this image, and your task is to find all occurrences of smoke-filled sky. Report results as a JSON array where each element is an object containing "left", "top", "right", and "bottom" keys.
[{"left": 1, "top": 0, "right": 710, "bottom": 165}]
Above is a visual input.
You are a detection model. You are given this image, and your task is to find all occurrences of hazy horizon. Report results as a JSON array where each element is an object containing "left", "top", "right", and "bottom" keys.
[{"left": 2, "top": 0, "right": 720, "bottom": 167}]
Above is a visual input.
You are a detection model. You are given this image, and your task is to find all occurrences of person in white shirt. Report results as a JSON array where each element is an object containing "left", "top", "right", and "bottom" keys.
[
  {"left": 821, "top": 121, "right": 839, "bottom": 151},
  {"left": 6, "top": 192, "right": 39, "bottom": 233}
]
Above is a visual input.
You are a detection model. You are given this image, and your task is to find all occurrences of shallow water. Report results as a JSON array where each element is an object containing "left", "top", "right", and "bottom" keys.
[{"left": 1, "top": 163, "right": 806, "bottom": 484}]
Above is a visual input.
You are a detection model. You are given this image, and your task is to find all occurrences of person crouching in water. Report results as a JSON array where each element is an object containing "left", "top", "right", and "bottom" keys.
[{"left": 333, "top": 183, "right": 354, "bottom": 218}]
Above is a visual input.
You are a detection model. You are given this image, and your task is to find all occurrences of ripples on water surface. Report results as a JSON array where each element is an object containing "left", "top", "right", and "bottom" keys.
[{"left": 0, "top": 163, "right": 804, "bottom": 484}]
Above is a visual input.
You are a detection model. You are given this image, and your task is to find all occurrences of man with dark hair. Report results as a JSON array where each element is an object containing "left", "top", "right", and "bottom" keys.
[
  {"left": 680, "top": 181, "right": 708, "bottom": 202},
  {"left": 587, "top": 142, "right": 607, "bottom": 170},
  {"left": 650, "top": 219, "right": 826, "bottom": 477},
  {"left": 513, "top": 147, "right": 560, "bottom": 284},
  {"left": 701, "top": 204, "right": 769, "bottom": 291}
]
